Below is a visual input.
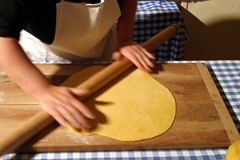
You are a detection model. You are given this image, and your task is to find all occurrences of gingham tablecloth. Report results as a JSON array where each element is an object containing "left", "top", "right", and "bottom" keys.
[
  {"left": 134, "top": 0, "right": 188, "bottom": 61},
  {"left": 1, "top": 60, "right": 239, "bottom": 160}
]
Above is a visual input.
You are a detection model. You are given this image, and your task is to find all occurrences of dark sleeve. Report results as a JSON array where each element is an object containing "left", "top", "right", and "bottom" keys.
[
  {"left": 0, "top": 0, "right": 57, "bottom": 44},
  {"left": 117, "top": 0, "right": 123, "bottom": 8},
  {"left": 24, "top": 1, "right": 56, "bottom": 44},
  {"left": 0, "top": 0, "right": 26, "bottom": 40}
]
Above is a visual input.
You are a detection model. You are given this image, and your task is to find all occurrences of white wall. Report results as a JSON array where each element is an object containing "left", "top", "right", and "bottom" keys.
[{"left": 180, "top": 0, "right": 240, "bottom": 60}]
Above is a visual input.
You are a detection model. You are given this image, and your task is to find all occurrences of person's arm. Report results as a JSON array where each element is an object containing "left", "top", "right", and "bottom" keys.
[
  {"left": 113, "top": 0, "right": 155, "bottom": 72},
  {"left": 116, "top": 0, "right": 137, "bottom": 44},
  {"left": 0, "top": 37, "right": 95, "bottom": 129}
]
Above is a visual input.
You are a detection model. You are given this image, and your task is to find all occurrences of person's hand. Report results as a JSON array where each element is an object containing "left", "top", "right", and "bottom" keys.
[
  {"left": 112, "top": 41, "right": 156, "bottom": 72},
  {"left": 35, "top": 85, "right": 95, "bottom": 130},
  {"left": 0, "top": 37, "right": 95, "bottom": 130}
]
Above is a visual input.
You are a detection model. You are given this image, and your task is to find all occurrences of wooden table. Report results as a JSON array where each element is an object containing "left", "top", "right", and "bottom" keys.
[{"left": 0, "top": 63, "right": 239, "bottom": 153}]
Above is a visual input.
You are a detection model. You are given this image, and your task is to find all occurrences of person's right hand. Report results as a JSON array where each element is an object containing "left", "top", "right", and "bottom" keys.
[
  {"left": 35, "top": 85, "right": 96, "bottom": 130},
  {"left": 0, "top": 38, "right": 95, "bottom": 130}
]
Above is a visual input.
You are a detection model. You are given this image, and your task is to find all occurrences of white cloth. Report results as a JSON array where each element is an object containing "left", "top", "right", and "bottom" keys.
[{"left": 19, "top": 0, "right": 120, "bottom": 63}]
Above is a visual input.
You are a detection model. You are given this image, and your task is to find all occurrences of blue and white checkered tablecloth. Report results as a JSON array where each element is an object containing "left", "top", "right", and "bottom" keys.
[
  {"left": 134, "top": 0, "right": 188, "bottom": 61},
  {"left": 206, "top": 61, "right": 240, "bottom": 131},
  {"left": 1, "top": 60, "right": 239, "bottom": 160}
]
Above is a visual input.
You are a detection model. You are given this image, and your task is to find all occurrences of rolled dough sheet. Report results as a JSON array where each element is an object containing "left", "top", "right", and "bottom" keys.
[{"left": 61, "top": 66, "right": 176, "bottom": 141}]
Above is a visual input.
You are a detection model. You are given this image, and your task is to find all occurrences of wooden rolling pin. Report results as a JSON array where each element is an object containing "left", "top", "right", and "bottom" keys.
[{"left": 0, "top": 24, "right": 179, "bottom": 156}]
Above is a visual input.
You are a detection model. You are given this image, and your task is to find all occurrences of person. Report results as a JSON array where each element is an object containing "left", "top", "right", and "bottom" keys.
[{"left": 0, "top": 0, "right": 155, "bottom": 130}]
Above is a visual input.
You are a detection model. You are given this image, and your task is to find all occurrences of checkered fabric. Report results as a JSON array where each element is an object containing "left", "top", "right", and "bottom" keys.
[
  {"left": 0, "top": 149, "right": 227, "bottom": 160},
  {"left": 133, "top": 0, "right": 188, "bottom": 61},
  {"left": 1, "top": 60, "right": 239, "bottom": 160},
  {"left": 206, "top": 61, "right": 240, "bottom": 131}
]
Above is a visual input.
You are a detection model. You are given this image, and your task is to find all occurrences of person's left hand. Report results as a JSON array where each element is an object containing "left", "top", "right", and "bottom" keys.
[{"left": 112, "top": 41, "right": 156, "bottom": 72}]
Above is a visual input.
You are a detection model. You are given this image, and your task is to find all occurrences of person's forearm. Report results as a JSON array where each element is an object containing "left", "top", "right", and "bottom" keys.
[
  {"left": 0, "top": 37, "right": 96, "bottom": 129},
  {"left": 0, "top": 37, "right": 51, "bottom": 99},
  {"left": 117, "top": 0, "right": 138, "bottom": 41},
  {"left": 113, "top": 0, "right": 155, "bottom": 72}
]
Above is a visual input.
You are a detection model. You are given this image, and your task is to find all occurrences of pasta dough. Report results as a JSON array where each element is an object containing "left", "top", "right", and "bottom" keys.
[
  {"left": 62, "top": 66, "right": 176, "bottom": 141},
  {"left": 226, "top": 139, "right": 240, "bottom": 160}
]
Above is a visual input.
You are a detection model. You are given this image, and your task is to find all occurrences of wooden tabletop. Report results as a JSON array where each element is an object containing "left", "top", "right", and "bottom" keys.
[{"left": 0, "top": 63, "right": 239, "bottom": 152}]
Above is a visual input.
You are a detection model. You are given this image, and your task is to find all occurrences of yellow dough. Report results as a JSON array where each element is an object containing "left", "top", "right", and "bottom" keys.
[
  {"left": 226, "top": 139, "right": 240, "bottom": 160},
  {"left": 62, "top": 66, "right": 176, "bottom": 141}
]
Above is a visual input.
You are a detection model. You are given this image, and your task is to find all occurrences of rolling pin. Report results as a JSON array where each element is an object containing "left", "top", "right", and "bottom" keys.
[{"left": 0, "top": 24, "right": 179, "bottom": 156}]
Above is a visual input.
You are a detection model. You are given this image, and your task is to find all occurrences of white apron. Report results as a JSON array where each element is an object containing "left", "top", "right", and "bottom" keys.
[{"left": 19, "top": 0, "right": 120, "bottom": 63}]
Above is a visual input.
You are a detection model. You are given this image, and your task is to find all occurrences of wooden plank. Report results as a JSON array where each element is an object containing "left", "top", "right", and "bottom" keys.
[
  {"left": 197, "top": 63, "right": 240, "bottom": 143},
  {"left": 0, "top": 63, "right": 238, "bottom": 152}
]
